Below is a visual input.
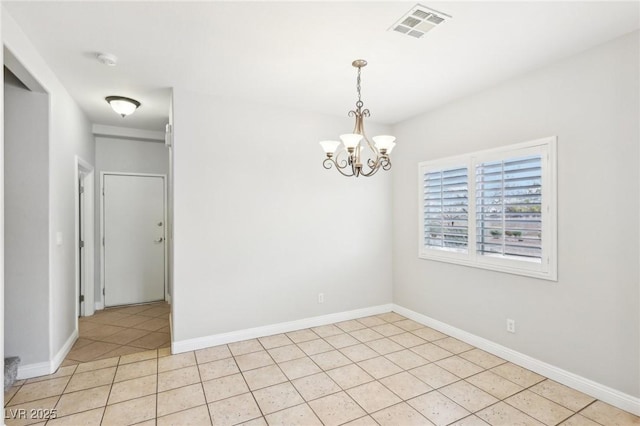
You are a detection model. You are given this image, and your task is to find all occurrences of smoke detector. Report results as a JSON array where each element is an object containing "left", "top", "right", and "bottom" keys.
[
  {"left": 97, "top": 53, "right": 118, "bottom": 66},
  {"left": 390, "top": 4, "right": 451, "bottom": 39}
]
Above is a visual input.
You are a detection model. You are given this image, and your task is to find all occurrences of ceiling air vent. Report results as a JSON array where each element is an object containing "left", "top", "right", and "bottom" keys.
[{"left": 390, "top": 4, "right": 451, "bottom": 39}]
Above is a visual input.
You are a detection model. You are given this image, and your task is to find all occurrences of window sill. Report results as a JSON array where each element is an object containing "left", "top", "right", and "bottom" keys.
[{"left": 418, "top": 250, "right": 557, "bottom": 281}]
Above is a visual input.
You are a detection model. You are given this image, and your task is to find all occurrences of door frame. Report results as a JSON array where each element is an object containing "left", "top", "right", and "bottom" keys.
[
  {"left": 100, "top": 172, "right": 168, "bottom": 308},
  {"left": 74, "top": 156, "right": 95, "bottom": 320}
]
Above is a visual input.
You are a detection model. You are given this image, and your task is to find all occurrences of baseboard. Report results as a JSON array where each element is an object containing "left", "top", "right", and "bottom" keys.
[
  {"left": 50, "top": 329, "right": 78, "bottom": 373},
  {"left": 16, "top": 361, "right": 51, "bottom": 381},
  {"left": 172, "top": 304, "right": 393, "bottom": 354},
  {"left": 95, "top": 301, "right": 104, "bottom": 310},
  {"left": 392, "top": 304, "right": 640, "bottom": 416},
  {"left": 17, "top": 329, "right": 78, "bottom": 380}
]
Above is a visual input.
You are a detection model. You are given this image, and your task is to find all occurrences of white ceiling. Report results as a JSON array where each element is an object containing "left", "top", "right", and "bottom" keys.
[{"left": 4, "top": 1, "right": 639, "bottom": 131}]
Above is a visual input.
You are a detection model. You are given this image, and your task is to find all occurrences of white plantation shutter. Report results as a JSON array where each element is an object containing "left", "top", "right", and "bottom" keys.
[
  {"left": 418, "top": 137, "right": 557, "bottom": 281},
  {"left": 475, "top": 155, "right": 542, "bottom": 261},
  {"left": 423, "top": 167, "right": 468, "bottom": 251}
]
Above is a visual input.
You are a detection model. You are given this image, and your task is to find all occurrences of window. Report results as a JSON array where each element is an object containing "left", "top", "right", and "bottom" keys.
[
  {"left": 423, "top": 166, "right": 468, "bottom": 252},
  {"left": 419, "top": 137, "right": 557, "bottom": 280}
]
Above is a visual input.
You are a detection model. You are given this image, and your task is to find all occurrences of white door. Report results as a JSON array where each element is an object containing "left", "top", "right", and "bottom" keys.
[{"left": 104, "top": 174, "right": 165, "bottom": 307}]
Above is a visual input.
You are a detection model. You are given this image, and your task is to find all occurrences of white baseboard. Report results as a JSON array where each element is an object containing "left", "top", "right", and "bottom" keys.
[
  {"left": 172, "top": 304, "right": 393, "bottom": 354},
  {"left": 95, "top": 301, "right": 104, "bottom": 311},
  {"left": 17, "top": 329, "right": 78, "bottom": 380},
  {"left": 16, "top": 361, "right": 51, "bottom": 381},
  {"left": 392, "top": 304, "right": 640, "bottom": 416},
  {"left": 51, "top": 328, "right": 78, "bottom": 373},
  {"left": 169, "top": 312, "right": 173, "bottom": 350}
]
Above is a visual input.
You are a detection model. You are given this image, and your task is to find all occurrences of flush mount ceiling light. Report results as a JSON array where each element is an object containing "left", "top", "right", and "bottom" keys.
[
  {"left": 390, "top": 4, "right": 451, "bottom": 39},
  {"left": 105, "top": 96, "right": 141, "bottom": 118},
  {"left": 319, "top": 59, "right": 396, "bottom": 178}
]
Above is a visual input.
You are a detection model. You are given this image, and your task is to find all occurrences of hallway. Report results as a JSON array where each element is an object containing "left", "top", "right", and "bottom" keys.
[{"left": 64, "top": 302, "right": 170, "bottom": 364}]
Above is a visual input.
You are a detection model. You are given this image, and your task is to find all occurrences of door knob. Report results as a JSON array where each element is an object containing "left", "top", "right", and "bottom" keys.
[
  {"left": 154, "top": 237, "right": 164, "bottom": 243},
  {"left": 157, "top": 222, "right": 163, "bottom": 226}
]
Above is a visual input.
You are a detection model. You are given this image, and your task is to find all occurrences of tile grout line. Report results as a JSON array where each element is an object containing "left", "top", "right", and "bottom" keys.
[
  {"left": 244, "top": 334, "right": 279, "bottom": 422},
  {"left": 39, "top": 364, "right": 77, "bottom": 424},
  {"left": 98, "top": 352, "right": 125, "bottom": 424},
  {"left": 569, "top": 399, "right": 607, "bottom": 426},
  {"left": 190, "top": 346, "right": 214, "bottom": 425}
]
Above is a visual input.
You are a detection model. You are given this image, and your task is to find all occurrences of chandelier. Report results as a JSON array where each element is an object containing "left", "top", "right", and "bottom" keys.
[{"left": 319, "top": 59, "right": 396, "bottom": 177}]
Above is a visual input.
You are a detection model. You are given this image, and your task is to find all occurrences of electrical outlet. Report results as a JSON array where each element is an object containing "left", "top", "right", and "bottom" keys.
[
  {"left": 318, "top": 293, "right": 324, "bottom": 304},
  {"left": 506, "top": 318, "right": 516, "bottom": 333}
]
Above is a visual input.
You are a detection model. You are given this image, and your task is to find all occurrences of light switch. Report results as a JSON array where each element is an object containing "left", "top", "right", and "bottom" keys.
[{"left": 56, "top": 232, "right": 63, "bottom": 246}]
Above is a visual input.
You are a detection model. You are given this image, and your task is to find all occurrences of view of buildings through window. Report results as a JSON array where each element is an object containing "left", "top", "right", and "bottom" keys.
[
  {"left": 423, "top": 167, "right": 469, "bottom": 251},
  {"left": 476, "top": 155, "right": 542, "bottom": 261},
  {"left": 422, "top": 155, "right": 543, "bottom": 263}
]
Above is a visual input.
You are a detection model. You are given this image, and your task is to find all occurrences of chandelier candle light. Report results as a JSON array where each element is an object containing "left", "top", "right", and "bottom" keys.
[{"left": 319, "top": 59, "right": 396, "bottom": 177}]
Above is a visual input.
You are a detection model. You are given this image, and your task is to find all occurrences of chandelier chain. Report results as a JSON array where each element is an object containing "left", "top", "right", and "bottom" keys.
[{"left": 356, "top": 67, "right": 363, "bottom": 109}]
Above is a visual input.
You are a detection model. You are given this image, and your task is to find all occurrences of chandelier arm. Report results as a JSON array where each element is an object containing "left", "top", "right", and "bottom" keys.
[
  {"left": 367, "top": 156, "right": 378, "bottom": 169},
  {"left": 337, "top": 166, "right": 357, "bottom": 177},
  {"left": 380, "top": 156, "right": 392, "bottom": 171},
  {"left": 360, "top": 154, "right": 394, "bottom": 177},
  {"left": 334, "top": 149, "right": 351, "bottom": 168},
  {"left": 323, "top": 157, "right": 357, "bottom": 177},
  {"left": 359, "top": 163, "right": 381, "bottom": 177},
  {"left": 322, "top": 157, "right": 334, "bottom": 170},
  {"left": 338, "top": 161, "right": 358, "bottom": 177},
  {"left": 361, "top": 134, "right": 377, "bottom": 156},
  {"left": 367, "top": 154, "right": 390, "bottom": 169}
]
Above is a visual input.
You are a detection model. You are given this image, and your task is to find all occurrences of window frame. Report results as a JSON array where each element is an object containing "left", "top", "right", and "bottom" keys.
[{"left": 418, "top": 136, "right": 557, "bottom": 281}]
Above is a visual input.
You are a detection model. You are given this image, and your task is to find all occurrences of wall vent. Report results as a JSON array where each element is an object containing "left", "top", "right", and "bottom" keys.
[{"left": 390, "top": 4, "right": 451, "bottom": 39}]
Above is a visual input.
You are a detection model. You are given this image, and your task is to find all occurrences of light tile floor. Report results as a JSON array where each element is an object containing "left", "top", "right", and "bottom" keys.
[
  {"left": 64, "top": 302, "right": 171, "bottom": 364},
  {"left": 4, "top": 311, "right": 640, "bottom": 425}
]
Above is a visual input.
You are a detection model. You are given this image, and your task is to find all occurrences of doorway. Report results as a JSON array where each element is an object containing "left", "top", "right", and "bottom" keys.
[
  {"left": 75, "top": 157, "right": 94, "bottom": 318},
  {"left": 101, "top": 173, "right": 167, "bottom": 307}
]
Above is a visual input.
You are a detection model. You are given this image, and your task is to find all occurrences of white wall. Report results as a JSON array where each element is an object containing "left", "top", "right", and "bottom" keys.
[
  {"left": 4, "top": 69, "right": 49, "bottom": 366},
  {"left": 172, "top": 91, "right": 393, "bottom": 343},
  {"left": 95, "top": 136, "right": 169, "bottom": 174},
  {"left": 94, "top": 136, "right": 169, "bottom": 305},
  {"left": 3, "top": 8, "right": 95, "bottom": 372},
  {"left": 392, "top": 31, "right": 639, "bottom": 397}
]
